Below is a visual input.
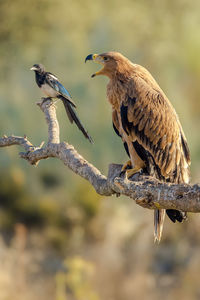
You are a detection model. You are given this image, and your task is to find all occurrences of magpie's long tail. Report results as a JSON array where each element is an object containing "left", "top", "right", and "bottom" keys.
[{"left": 59, "top": 96, "right": 93, "bottom": 143}]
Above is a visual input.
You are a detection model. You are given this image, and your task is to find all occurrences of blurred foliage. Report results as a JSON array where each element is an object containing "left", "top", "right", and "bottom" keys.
[
  {"left": 0, "top": 166, "right": 101, "bottom": 252},
  {"left": 56, "top": 256, "right": 99, "bottom": 300},
  {"left": 0, "top": 0, "right": 200, "bottom": 299}
]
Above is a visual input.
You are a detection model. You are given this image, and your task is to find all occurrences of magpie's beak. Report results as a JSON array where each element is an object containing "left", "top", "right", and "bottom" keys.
[
  {"left": 30, "top": 66, "right": 37, "bottom": 71},
  {"left": 85, "top": 54, "right": 104, "bottom": 78}
]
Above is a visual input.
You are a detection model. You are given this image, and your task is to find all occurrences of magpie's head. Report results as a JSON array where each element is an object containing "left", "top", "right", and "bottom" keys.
[{"left": 30, "top": 64, "right": 45, "bottom": 73}]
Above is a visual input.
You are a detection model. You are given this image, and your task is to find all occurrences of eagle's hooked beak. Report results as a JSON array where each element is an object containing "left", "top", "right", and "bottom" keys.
[
  {"left": 85, "top": 54, "right": 95, "bottom": 63},
  {"left": 85, "top": 54, "right": 104, "bottom": 78}
]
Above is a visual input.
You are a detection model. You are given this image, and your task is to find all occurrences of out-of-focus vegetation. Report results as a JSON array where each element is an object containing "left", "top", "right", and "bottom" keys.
[{"left": 0, "top": 0, "right": 200, "bottom": 299}]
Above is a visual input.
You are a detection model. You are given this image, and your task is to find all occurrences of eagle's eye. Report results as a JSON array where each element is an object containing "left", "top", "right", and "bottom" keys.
[{"left": 103, "top": 56, "right": 108, "bottom": 61}]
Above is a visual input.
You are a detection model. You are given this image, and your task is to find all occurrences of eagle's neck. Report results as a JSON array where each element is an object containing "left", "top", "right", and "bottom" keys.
[{"left": 106, "top": 74, "right": 129, "bottom": 111}]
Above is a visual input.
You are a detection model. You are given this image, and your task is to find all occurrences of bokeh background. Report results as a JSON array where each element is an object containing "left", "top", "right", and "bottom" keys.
[{"left": 0, "top": 0, "right": 200, "bottom": 299}]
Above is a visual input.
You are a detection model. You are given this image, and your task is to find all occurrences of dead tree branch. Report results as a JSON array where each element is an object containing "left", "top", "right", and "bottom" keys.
[{"left": 0, "top": 99, "right": 199, "bottom": 212}]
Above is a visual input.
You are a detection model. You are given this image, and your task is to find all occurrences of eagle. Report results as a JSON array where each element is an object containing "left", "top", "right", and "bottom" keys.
[{"left": 85, "top": 51, "right": 191, "bottom": 242}]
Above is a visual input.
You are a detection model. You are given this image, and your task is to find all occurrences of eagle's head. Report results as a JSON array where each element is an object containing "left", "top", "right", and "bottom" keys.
[{"left": 85, "top": 52, "right": 131, "bottom": 78}]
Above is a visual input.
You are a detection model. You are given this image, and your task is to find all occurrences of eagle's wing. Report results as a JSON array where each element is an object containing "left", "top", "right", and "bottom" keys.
[
  {"left": 112, "top": 109, "right": 130, "bottom": 157},
  {"left": 112, "top": 109, "right": 121, "bottom": 137},
  {"left": 120, "top": 75, "right": 190, "bottom": 183},
  {"left": 45, "top": 72, "right": 76, "bottom": 108}
]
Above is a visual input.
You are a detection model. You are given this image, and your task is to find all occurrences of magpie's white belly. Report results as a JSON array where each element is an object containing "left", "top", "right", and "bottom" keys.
[{"left": 40, "top": 83, "right": 58, "bottom": 97}]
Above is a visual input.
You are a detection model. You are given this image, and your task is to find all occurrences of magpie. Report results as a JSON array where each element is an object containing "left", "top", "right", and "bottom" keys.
[{"left": 30, "top": 64, "right": 93, "bottom": 143}]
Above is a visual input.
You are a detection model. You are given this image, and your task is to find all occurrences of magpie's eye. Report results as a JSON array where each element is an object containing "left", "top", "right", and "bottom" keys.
[{"left": 103, "top": 57, "right": 108, "bottom": 61}]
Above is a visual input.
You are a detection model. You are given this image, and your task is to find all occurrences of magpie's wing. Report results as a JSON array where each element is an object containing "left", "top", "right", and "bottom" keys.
[{"left": 46, "top": 72, "right": 76, "bottom": 108}]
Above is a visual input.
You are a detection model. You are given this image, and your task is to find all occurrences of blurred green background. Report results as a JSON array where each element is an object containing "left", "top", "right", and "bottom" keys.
[{"left": 0, "top": 0, "right": 200, "bottom": 299}]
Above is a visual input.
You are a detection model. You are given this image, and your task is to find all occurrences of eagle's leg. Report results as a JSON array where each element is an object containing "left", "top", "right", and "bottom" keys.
[
  {"left": 120, "top": 160, "right": 132, "bottom": 174},
  {"left": 124, "top": 141, "right": 146, "bottom": 179},
  {"left": 126, "top": 166, "right": 144, "bottom": 179}
]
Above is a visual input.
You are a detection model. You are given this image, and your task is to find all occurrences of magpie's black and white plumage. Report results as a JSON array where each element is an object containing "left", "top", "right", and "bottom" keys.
[{"left": 30, "top": 64, "right": 93, "bottom": 143}]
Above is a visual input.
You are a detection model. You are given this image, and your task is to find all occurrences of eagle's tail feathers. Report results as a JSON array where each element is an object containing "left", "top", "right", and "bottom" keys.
[{"left": 154, "top": 209, "right": 166, "bottom": 243}]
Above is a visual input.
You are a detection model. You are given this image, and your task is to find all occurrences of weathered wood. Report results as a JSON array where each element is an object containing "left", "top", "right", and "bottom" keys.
[{"left": 0, "top": 99, "right": 199, "bottom": 212}]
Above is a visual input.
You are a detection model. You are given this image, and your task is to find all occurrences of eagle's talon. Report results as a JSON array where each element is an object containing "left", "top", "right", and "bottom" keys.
[
  {"left": 120, "top": 160, "right": 132, "bottom": 175},
  {"left": 126, "top": 166, "right": 143, "bottom": 179},
  {"left": 119, "top": 170, "right": 126, "bottom": 177}
]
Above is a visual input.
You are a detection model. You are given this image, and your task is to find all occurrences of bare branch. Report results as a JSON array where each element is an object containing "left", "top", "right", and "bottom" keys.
[
  {"left": 0, "top": 98, "right": 199, "bottom": 212},
  {"left": 37, "top": 99, "right": 60, "bottom": 144}
]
